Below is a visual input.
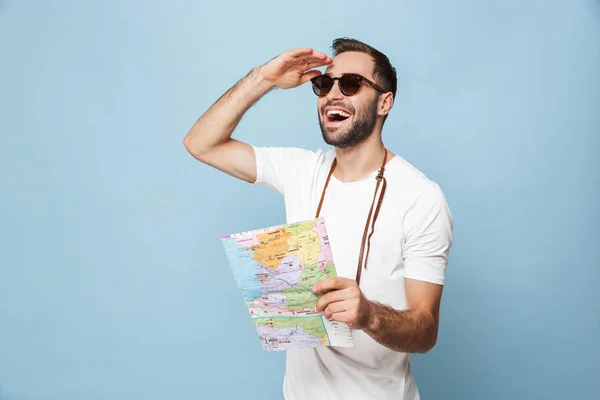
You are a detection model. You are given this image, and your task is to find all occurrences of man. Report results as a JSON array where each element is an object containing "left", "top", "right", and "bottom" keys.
[{"left": 184, "top": 38, "right": 453, "bottom": 400}]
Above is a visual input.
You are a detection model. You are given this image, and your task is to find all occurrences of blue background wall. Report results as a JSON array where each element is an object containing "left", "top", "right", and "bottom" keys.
[{"left": 1, "top": 1, "right": 598, "bottom": 399}]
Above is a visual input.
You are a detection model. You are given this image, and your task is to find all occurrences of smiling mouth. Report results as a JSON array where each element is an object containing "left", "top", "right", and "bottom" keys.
[{"left": 326, "top": 109, "right": 351, "bottom": 123}]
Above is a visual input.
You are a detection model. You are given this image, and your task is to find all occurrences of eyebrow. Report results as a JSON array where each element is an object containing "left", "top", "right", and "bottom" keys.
[{"left": 324, "top": 71, "right": 364, "bottom": 77}]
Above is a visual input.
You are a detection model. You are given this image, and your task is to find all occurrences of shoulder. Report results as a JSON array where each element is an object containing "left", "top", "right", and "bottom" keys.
[
  {"left": 385, "top": 155, "right": 451, "bottom": 212},
  {"left": 386, "top": 155, "right": 440, "bottom": 193}
]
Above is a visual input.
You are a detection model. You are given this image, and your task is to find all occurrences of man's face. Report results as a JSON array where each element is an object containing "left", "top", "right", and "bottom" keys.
[{"left": 317, "top": 51, "right": 381, "bottom": 148}]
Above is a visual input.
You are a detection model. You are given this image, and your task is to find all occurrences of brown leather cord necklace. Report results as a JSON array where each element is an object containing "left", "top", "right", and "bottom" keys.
[{"left": 314, "top": 149, "right": 389, "bottom": 285}]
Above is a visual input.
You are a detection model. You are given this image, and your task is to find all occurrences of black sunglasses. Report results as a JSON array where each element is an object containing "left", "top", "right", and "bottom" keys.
[{"left": 310, "top": 73, "right": 387, "bottom": 97}]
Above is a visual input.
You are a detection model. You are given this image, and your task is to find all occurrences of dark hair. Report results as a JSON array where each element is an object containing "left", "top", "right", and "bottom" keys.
[{"left": 331, "top": 38, "right": 397, "bottom": 122}]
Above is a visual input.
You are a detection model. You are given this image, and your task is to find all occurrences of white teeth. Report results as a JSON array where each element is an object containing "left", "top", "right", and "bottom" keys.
[{"left": 327, "top": 109, "right": 350, "bottom": 118}]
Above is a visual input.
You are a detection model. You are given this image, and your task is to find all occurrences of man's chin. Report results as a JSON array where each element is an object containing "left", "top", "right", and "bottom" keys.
[{"left": 322, "top": 131, "right": 353, "bottom": 148}]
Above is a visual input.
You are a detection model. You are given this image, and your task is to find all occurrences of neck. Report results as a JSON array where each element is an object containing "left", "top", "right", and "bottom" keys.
[{"left": 333, "top": 134, "right": 391, "bottom": 182}]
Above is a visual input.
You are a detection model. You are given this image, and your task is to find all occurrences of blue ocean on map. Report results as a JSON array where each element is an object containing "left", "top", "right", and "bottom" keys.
[{"left": 221, "top": 237, "right": 261, "bottom": 301}]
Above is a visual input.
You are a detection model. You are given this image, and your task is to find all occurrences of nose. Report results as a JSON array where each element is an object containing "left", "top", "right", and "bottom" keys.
[{"left": 326, "top": 80, "right": 344, "bottom": 102}]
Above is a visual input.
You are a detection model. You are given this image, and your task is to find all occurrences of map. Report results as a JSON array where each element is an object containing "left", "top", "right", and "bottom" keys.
[{"left": 221, "top": 217, "right": 354, "bottom": 351}]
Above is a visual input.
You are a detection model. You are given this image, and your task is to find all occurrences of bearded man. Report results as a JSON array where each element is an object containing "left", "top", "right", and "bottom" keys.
[{"left": 184, "top": 37, "right": 454, "bottom": 400}]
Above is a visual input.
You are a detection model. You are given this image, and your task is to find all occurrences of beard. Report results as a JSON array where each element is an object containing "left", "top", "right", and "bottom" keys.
[{"left": 318, "top": 96, "right": 379, "bottom": 149}]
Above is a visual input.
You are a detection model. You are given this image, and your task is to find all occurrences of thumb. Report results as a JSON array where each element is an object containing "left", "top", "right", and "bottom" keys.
[{"left": 299, "top": 69, "right": 322, "bottom": 85}]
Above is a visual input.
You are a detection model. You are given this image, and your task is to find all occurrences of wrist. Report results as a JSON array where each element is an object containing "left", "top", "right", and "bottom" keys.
[
  {"left": 364, "top": 300, "right": 380, "bottom": 332},
  {"left": 251, "top": 66, "right": 276, "bottom": 92}
]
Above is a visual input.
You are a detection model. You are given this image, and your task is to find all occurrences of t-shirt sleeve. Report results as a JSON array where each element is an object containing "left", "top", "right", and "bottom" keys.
[
  {"left": 251, "top": 145, "right": 318, "bottom": 195},
  {"left": 402, "top": 184, "right": 454, "bottom": 285}
]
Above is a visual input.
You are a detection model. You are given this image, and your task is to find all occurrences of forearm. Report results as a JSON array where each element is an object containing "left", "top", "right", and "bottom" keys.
[
  {"left": 364, "top": 301, "right": 438, "bottom": 353},
  {"left": 183, "top": 67, "right": 274, "bottom": 156}
]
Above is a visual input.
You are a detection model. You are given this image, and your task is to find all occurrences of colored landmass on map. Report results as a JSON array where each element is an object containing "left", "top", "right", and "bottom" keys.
[{"left": 221, "top": 217, "right": 353, "bottom": 351}]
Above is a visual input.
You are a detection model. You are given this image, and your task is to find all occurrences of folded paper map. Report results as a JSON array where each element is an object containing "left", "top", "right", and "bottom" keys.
[{"left": 221, "top": 217, "right": 354, "bottom": 351}]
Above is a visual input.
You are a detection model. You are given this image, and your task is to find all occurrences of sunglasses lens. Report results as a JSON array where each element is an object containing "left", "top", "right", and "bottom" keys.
[
  {"left": 340, "top": 74, "right": 362, "bottom": 96},
  {"left": 311, "top": 75, "right": 333, "bottom": 96}
]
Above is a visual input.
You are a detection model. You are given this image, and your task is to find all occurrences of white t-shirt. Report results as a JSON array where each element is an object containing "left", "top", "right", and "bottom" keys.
[{"left": 252, "top": 146, "right": 453, "bottom": 400}]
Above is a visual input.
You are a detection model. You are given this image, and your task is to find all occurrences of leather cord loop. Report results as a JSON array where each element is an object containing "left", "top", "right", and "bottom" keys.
[{"left": 315, "top": 149, "right": 388, "bottom": 285}]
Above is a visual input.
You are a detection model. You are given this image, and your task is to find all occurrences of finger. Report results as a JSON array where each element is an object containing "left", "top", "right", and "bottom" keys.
[
  {"left": 299, "top": 54, "right": 333, "bottom": 67},
  {"left": 289, "top": 48, "right": 329, "bottom": 61},
  {"left": 329, "top": 311, "right": 353, "bottom": 324},
  {"left": 311, "top": 51, "right": 331, "bottom": 61},
  {"left": 315, "top": 288, "right": 350, "bottom": 311},
  {"left": 299, "top": 69, "right": 322, "bottom": 84},
  {"left": 313, "top": 277, "right": 355, "bottom": 293},
  {"left": 307, "top": 59, "right": 331, "bottom": 70},
  {"left": 281, "top": 53, "right": 331, "bottom": 73},
  {"left": 323, "top": 301, "right": 348, "bottom": 319},
  {"left": 290, "top": 58, "right": 331, "bottom": 74},
  {"left": 285, "top": 47, "right": 314, "bottom": 58},
  {"left": 288, "top": 50, "right": 331, "bottom": 63}
]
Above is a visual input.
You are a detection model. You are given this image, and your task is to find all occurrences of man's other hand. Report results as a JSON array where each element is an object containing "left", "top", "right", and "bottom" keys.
[{"left": 313, "top": 277, "right": 373, "bottom": 330}]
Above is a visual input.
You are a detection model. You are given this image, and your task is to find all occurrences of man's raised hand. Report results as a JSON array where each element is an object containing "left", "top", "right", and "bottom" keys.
[
  {"left": 258, "top": 48, "right": 332, "bottom": 90},
  {"left": 183, "top": 48, "right": 330, "bottom": 185}
]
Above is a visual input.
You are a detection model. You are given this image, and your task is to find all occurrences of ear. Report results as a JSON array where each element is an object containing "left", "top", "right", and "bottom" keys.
[{"left": 378, "top": 92, "right": 394, "bottom": 117}]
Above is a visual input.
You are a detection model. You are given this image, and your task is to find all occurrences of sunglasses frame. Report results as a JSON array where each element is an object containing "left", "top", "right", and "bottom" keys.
[{"left": 310, "top": 73, "right": 387, "bottom": 97}]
